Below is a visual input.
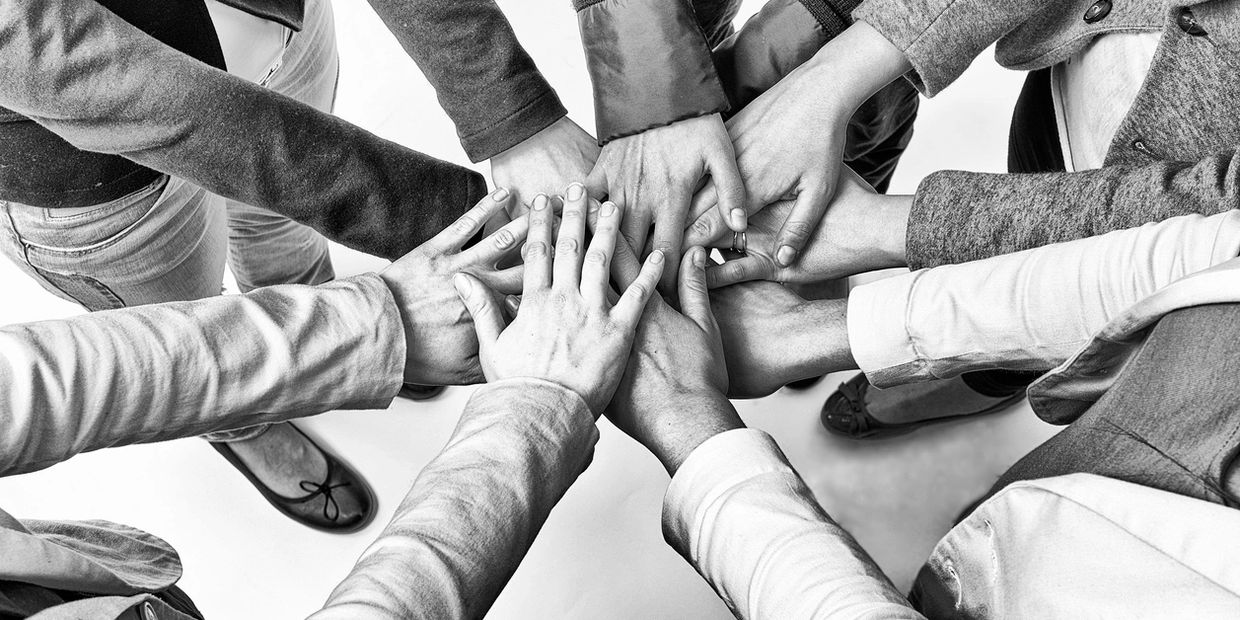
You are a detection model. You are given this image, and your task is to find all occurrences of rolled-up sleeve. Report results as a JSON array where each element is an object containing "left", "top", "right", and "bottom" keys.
[
  {"left": 0, "top": 274, "right": 405, "bottom": 478},
  {"left": 848, "top": 210, "right": 1240, "bottom": 387},
  {"left": 665, "top": 428, "right": 921, "bottom": 619},
  {"left": 313, "top": 378, "right": 598, "bottom": 620}
]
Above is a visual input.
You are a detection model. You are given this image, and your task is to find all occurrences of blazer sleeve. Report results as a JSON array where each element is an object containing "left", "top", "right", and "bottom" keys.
[
  {"left": 362, "top": 0, "right": 568, "bottom": 162},
  {"left": 0, "top": 0, "right": 486, "bottom": 262},
  {"left": 311, "top": 379, "right": 599, "bottom": 620},
  {"left": 853, "top": 0, "right": 1057, "bottom": 96},
  {"left": 906, "top": 148, "right": 1240, "bottom": 269},
  {"left": 0, "top": 275, "right": 405, "bottom": 479}
]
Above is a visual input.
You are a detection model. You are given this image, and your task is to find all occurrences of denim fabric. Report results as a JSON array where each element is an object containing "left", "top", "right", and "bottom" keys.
[
  {"left": 0, "top": 0, "right": 338, "bottom": 442},
  {"left": 992, "top": 302, "right": 1240, "bottom": 506}
]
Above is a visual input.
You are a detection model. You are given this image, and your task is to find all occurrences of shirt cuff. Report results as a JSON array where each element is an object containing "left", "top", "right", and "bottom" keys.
[
  {"left": 852, "top": 0, "right": 958, "bottom": 96},
  {"left": 314, "top": 273, "right": 408, "bottom": 409},
  {"left": 846, "top": 272, "right": 928, "bottom": 388},
  {"left": 662, "top": 428, "right": 792, "bottom": 554}
]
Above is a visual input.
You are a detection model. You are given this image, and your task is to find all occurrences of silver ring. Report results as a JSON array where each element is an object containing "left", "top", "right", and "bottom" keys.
[{"left": 731, "top": 231, "right": 747, "bottom": 254}]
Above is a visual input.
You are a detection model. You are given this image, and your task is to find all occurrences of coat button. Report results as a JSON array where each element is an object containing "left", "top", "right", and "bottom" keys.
[
  {"left": 1083, "top": 0, "right": 1111, "bottom": 23},
  {"left": 1177, "top": 9, "right": 1207, "bottom": 36}
]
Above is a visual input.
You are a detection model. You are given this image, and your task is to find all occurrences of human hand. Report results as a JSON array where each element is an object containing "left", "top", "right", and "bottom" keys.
[
  {"left": 688, "top": 21, "right": 913, "bottom": 268},
  {"left": 710, "top": 280, "right": 853, "bottom": 398},
  {"left": 380, "top": 188, "right": 528, "bottom": 386},
  {"left": 606, "top": 244, "right": 744, "bottom": 473},
  {"left": 586, "top": 114, "right": 746, "bottom": 296},
  {"left": 700, "top": 167, "right": 910, "bottom": 287},
  {"left": 455, "top": 183, "right": 664, "bottom": 414},
  {"left": 490, "top": 117, "right": 600, "bottom": 214}
]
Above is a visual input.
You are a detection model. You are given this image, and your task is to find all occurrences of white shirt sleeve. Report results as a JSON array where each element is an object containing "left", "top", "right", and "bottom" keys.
[
  {"left": 663, "top": 429, "right": 924, "bottom": 620},
  {"left": 848, "top": 210, "right": 1240, "bottom": 387}
]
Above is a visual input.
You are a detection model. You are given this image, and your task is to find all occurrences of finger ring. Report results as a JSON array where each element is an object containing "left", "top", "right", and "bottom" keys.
[{"left": 731, "top": 231, "right": 747, "bottom": 254}]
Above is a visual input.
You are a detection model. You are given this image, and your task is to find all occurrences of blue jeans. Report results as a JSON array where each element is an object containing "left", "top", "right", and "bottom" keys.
[{"left": 0, "top": 0, "right": 337, "bottom": 441}]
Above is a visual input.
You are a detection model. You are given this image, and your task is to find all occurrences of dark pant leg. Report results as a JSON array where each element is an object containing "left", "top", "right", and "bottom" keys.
[{"left": 985, "top": 303, "right": 1240, "bottom": 507}]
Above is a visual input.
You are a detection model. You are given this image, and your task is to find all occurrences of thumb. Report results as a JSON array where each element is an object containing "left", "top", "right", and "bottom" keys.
[
  {"left": 679, "top": 247, "right": 717, "bottom": 333},
  {"left": 453, "top": 273, "right": 504, "bottom": 346}
]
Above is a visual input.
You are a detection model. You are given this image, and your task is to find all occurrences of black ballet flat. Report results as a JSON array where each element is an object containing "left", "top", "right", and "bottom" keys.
[
  {"left": 211, "top": 424, "right": 377, "bottom": 533},
  {"left": 820, "top": 373, "right": 1025, "bottom": 440},
  {"left": 397, "top": 383, "right": 447, "bottom": 401}
]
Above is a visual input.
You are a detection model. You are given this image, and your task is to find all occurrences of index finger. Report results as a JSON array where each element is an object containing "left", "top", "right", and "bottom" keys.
[{"left": 428, "top": 187, "right": 514, "bottom": 253}]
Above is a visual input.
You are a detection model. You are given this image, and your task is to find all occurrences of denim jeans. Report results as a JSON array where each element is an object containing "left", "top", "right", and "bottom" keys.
[
  {"left": 991, "top": 302, "right": 1240, "bottom": 506},
  {"left": 0, "top": 0, "right": 338, "bottom": 441}
]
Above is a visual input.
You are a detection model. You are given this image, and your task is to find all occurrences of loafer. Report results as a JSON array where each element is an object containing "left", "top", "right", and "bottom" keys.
[
  {"left": 821, "top": 373, "right": 1025, "bottom": 440},
  {"left": 211, "top": 424, "right": 377, "bottom": 533},
  {"left": 398, "top": 383, "right": 446, "bottom": 401}
]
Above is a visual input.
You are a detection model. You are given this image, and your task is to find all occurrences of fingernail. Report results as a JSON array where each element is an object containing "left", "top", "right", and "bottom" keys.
[
  {"left": 776, "top": 245, "right": 797, "bottom": 267},
  {"left": 566, "top": 183, "right": 584, "bottom": 200},
  {"left": 491, "top": 187, "right": 509, "bottom": 201},
  {"left": 650, "top": 250, "right": 665, "bottom": 264},
  {"left": 600, "top": 202, "right": 616, "bottom": 217},
  {"left": 504, "top": 295, "right": 521, "bottom": 314},
  {"left": 693, "top": 247, "right": 706, "bottom": 268},
  {"left": 452, "top": 273, "right": 471, "bottom": 296},
  {"left": 730, "top": 208, "right": 746, "bottom": 230},
  {"left": 532, "top": 194, "right": 548, "bottom": 211}
]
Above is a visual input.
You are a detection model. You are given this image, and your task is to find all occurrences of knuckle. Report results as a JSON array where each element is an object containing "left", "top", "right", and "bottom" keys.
[
  {"left": 454, "top": 216, "right": 479, "bottom": 235},
  {"left": 556, "top": 238, "right": 580, "bottom": 256},
  {"left": 492, "top": 228, "right": 516, "bottom": 249},
  {"left": 584, "top": 250, "right": 608, "bottom": 264},
  {"left": 627, "top": 283, "right": 649, "bottom": 299},
  {"left": 691, "top": 217, "right": 716, "bottom": 239},
  {"left": 523, "top": 241, "right": 549, "bottom": 260}
]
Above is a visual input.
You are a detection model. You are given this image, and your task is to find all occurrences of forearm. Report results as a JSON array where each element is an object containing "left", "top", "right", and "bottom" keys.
[
  {"left": 314, "top": 380, "right": 598, "bottom": 620},
  {"left": 0, "top": 2, "right": 483, "bottom": 261},
  {"left": 852, "top": 210, "right": 1240, "bottom": 387},
  {"left": 907, "top": 152, "right": 1240, "bottom": 269},
  {"left": 0, "top": 275, "right": 405, "bottom": 478},
  {"left": 363, "top": 0, "right": 566, "bottom": 161},
  {"left": 665, "top": 429, "right": 923, "bottom": 619}
]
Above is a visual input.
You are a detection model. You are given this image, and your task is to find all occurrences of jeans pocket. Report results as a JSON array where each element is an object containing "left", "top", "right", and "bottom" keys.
[
  {"left": 33, "top": 267, "right": 126, "bottom": 310},
  {"left": 25, "top": 176, "right": 170, "bottom": 254}
]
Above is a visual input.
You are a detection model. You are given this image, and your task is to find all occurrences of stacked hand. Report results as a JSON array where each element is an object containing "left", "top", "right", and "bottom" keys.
[
  {"left": 379, "top": 188, "right": 529, "bottom": 386},
  {"left": 587, "top": 114, "right": 747, "bottom": 296},
  {"left": 454, "top": 183, "right": 664, "bottom": 414},
  {"left": 689, "top": 166, "right": 909, "bottom": 287},
  {"left": 490, "top": 117, "right": 600, "bottom": 214}
]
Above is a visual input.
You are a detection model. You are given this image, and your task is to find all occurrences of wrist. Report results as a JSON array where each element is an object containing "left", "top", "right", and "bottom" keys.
[
  {"left": 801, "top": 21, "right": 912, "bottom": 116},
  {"left": 647, "top": 392, "right": 744, "bottom": 475},
  {"left": 490, "top": 115, "right": 572, "bottom": 165},
  {"left": 797, "top": 299, "right": 856, "bottom": 378},
  {"left": 865, "top": 193, "right": 911, "bottom": 268}
]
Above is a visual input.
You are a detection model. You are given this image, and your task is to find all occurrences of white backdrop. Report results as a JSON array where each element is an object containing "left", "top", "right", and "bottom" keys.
[{"left": 0, "top": 2, "right": 1055, "bottom": 618}]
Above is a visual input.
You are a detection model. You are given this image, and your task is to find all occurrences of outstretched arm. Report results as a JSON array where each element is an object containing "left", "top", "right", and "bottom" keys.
[
  {"left": 314, "top": 185, "right": 665, "bottom": 619},
  {"left": 0, "top": 1, "right": 483, "bottom": 260}
]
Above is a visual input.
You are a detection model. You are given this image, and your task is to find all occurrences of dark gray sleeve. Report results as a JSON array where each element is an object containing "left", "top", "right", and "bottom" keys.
[
  {"left": 0, "top": 0, "right": 485, "bottom": 261},
  {"left": 364, "top": 0, "right": 568, "bottom": 161},
  {"left": 906, "top": 150, "right": 1240, "bottom": 269}
]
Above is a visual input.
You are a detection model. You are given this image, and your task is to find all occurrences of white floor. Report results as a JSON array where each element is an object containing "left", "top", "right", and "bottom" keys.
[{"left": 0, "top": 2, "right": 1059, "bottom": 618}]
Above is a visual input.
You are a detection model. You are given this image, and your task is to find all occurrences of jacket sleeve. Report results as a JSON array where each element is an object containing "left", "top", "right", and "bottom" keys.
[
  {"left": 906, "top": 148, "right": 1240, "bottom": 269},
  {"left": 312, "top": 379, "right": 598, "bottom": 620},
  {"left": 362, "top": 0, "right": 568, "bottom": 162},
  {"left": 852, "top": 0, "right": 1056, "bottom": 96},
  {"left": 0, "top": 1, "right": 486, "bottom": 262},
  {"left": 576, "top": 0, "right": 731, "bottom": 143},
  {"left": 0, "top": 275, "right": 405, "bottom": 479},
  {"left": 665, "top": 429, "right": 923, "bottom": 619}
]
